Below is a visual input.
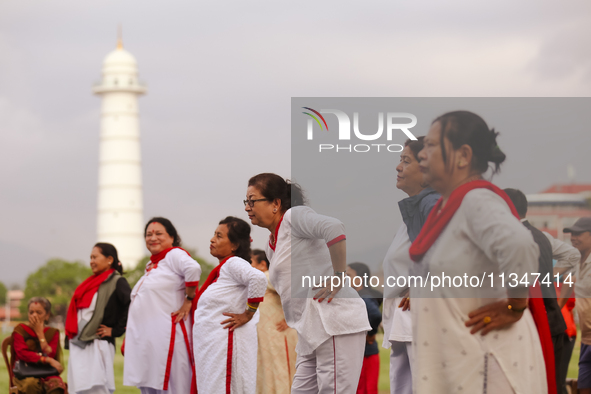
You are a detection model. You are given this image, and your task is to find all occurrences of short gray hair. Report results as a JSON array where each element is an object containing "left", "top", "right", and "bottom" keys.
[{"left": 28, "top": 297, "right": 52, "bottom": 316}]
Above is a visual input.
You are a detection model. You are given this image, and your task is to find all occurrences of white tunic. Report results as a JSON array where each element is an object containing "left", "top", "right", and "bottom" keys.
[
  {"left": 410, "top": 189, "right": 546, "bottom": 393},
  {"left": 382, "top": 223, "right": 413, "bottom": 347},
  {"left": 124, "top": 248, "right": 202, "bottom": 392},
  {"left": 266, "top": 206, "right": 371, "bottom": 356},
  {"left": 68, "top": 293, "right": 116, "bottom": 394},
  {"left": 193, "top": 256, "right": 267, "bottom": 394}
]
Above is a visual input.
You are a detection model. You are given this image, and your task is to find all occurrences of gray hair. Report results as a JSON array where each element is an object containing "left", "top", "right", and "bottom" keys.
[{"left": 28, "top": 297, "right": 52, "bottom": 317}]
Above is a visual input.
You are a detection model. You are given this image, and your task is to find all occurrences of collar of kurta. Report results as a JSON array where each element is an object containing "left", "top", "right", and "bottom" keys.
[
  {"left": 269, "top": 214, "right": 285, "bottom": 251},
  {"left": 147, "top": 247, "right": 190, "bottom": 271},
  {"left": 408, "top": 180, "right": 518, "bottom": 262},
  {"left": 195, "top": 255, "right": 233, "bottom": 303}
]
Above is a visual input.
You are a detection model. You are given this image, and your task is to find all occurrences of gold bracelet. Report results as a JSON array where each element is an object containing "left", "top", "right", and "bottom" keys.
[{"left": 247, "top": 303, "right": 259, "bottom": 310}]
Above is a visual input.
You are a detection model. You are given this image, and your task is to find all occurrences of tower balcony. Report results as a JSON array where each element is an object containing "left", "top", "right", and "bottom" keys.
[{"left": 93, "top": 80, "right": 147, "bottom": 95}]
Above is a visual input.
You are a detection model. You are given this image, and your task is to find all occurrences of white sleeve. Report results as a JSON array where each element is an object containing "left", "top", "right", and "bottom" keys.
[
  {"left": 226, "top": 258, "right": 267, "bottom": 303},
  {"left": 290, "top": 206, "right": 346, "bottom": 246},
  {"left": 544, "top": 231, "right": 580, "bottom": 276},
  {"left": 168, "top": 249, "right": 202, "bottom": 286},
  {"left": 463, "top": 189, "right": 539, "bottom": 296}
]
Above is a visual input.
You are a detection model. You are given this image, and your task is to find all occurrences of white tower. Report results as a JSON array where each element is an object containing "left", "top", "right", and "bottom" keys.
[{"left": 93, "top": 37, "right": 146, "bottom": 269}]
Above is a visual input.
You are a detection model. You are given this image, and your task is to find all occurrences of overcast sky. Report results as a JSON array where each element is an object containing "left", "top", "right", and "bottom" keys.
[{"left": 1, "top": 0, "right": 590, "bottom": 286}]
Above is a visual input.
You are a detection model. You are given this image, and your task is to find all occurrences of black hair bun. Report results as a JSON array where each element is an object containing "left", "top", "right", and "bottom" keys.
[{"left": 487, "top": 128, "right": 506, "bottom": 165}]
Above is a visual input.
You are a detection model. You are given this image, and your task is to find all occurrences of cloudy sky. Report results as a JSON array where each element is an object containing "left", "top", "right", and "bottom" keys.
[{"left": 1, "top": 0, "right": 590, "bottom": 286}]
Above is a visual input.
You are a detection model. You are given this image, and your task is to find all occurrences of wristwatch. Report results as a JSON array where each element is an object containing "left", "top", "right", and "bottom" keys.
[{"left": 186, "top": 294, "right": 195, "bottom": 301}]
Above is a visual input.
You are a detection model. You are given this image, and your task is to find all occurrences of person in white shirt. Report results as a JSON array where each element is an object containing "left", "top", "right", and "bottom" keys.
[
  {"left": 193, "top": 216, "right": 267, "bottom": 394},
  {"left": 245, "top": 173, "right": 371, "bottom": 394},
  {"left": 410, "top": 110, "right": 548, "bottom": 393},
  {"left": 123, "top": 217, "right": 202, "bottom": 394},
  {"left": 382, "top": 137, "right": 439, "bottom": 394}
]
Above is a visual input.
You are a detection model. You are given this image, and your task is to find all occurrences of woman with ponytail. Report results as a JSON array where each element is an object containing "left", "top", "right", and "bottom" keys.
[
  {"left": 192, "top": 216, "right": 267, "bottom": 394},
  {"left": 244, "top": 173, "right": 370, "bottom": 393},
  {"left": 66, "top": 242, "right": 131, "bottom": 394},
  {"left": 409, "top": 111, "right": 551, "bottom": 393}
]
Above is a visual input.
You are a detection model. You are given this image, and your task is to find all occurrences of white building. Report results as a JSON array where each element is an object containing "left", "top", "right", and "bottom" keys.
[{"left": 93, "top": 38, "right": 146, "bottom": 268}]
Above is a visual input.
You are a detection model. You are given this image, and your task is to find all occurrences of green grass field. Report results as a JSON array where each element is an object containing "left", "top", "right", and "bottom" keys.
[{"left": 0, "top": 329, "right": 580, "bottom": 393}]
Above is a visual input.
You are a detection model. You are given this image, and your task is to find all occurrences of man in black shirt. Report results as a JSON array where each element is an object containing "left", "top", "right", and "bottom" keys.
[{"left": 505, "top": 188, "right": 568, "bottom": 394}]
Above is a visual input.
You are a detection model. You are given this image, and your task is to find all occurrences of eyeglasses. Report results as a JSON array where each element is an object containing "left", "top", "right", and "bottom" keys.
[{"left": 243, "top": 198, "right": 269, "bottom": 208}]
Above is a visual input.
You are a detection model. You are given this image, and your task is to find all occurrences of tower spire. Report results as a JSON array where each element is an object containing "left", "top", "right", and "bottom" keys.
[{"left": 117, "top": 25, "right": 123, "bottom": 50}]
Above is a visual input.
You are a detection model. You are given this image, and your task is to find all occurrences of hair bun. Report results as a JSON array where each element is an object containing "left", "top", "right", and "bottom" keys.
[{"left": 487, "top": 128, "right": 506, "bottom": 165}]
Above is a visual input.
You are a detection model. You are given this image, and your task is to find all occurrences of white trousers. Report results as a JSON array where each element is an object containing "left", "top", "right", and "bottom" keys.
[
  {"left": 68, "top": 340, "right": 115, "bottom": 394},
  {"left": 389, "top": 340, "right": 413, "bottom": 394},
  {"left": 291, "top": 331, "right": 365, "bottom": 394}
]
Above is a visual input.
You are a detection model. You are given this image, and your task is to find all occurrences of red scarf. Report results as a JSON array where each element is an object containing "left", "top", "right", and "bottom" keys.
[
  {"left": 409, "top": 180, "right": 517, "bottom": 261},
  {"left": 147, "top": 247, "right": 190, "bottom": 271},
  {"left": 409, "top": 180, "right": 556, "bottom": 394},
  {"left": 65, "top": 268, "right": 115, "bottom": 339}
]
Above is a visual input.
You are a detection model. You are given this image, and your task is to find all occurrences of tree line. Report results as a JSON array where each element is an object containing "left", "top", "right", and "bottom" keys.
[{"left": 12, "top": 250, "right": 214, "bottom": 321}]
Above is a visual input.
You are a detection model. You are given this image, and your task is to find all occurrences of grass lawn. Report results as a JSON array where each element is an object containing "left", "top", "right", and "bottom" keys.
[{"left": 1, "top": 329, "right": 580, "bottom": 393}]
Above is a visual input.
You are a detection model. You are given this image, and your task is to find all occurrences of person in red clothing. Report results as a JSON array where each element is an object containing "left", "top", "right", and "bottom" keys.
[
  {"left": 347, "top": 262, "right": 382, "bottom": 394},
  {"left": 11, "top": 297, "right": 66, "bottom": 394}
]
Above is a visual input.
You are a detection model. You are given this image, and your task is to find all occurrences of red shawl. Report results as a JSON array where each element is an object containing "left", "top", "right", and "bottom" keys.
[
  {"left": 409, "top": 180, "right": 556, "bottom": 394},
  {"left": 65, "top": 268, "right": 115, "bottom": 339},
  {"left": 147, "top": 246, "right": 190, "bottom": 270}
]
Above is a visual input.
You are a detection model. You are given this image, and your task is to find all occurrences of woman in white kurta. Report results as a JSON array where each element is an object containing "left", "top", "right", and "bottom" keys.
[
  {"left": 381, "top": 138, "right": 439, "bottom": 394},
  {"left": 245, "top": 173, "right": 371, "bottom": 394},
  {"left": 124, "top": 217, "right": 202, "bottom": 394},
  {"left": 67, "top": 243, "right": 131, "bottom": 394},
  {"left": 410, "top": 111, "right": 547, "bottom": 393},
  {"left": 193, "top": 216, "right": 267, "bottom": 394}
]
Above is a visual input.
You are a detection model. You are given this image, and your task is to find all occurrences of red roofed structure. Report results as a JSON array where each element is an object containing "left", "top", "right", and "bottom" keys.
[
  {"left": 527, "top": 184, "right": 591, "bottom": 241},
  {"left": 542, "top": 184, "right": 591, "bottom": 195}
]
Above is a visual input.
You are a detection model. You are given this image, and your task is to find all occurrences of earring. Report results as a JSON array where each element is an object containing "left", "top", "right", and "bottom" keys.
[{"left": 273, "top": 209, "right": 277, "bottom": 213}]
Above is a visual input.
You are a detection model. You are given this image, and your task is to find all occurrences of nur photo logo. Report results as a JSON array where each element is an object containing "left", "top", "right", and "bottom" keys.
[{"left": 301, "top": 107, "right": 418, "bottom": 153}]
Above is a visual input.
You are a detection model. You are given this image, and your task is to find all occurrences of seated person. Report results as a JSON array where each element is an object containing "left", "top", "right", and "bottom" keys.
[{"left": 12, "top": 297, "right": 66, "bottom": 394}]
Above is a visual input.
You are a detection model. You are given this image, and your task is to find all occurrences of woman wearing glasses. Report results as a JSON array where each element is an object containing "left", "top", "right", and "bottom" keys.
[{"left": 244, "top": 173, "right": 371, "bottom": 394}]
